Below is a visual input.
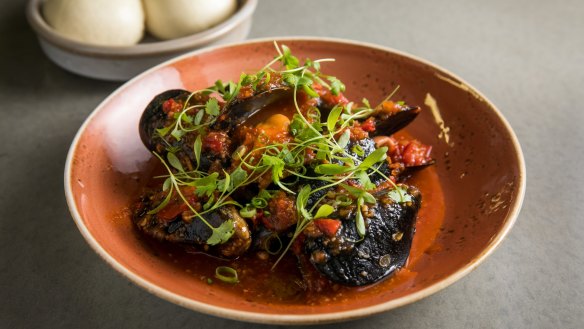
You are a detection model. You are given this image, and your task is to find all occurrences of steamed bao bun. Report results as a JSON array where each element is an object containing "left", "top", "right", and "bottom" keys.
[
  {"left": 143, "top": 0, "right": 237, "bottom": 40},
  {"left": 43, "top": 0, "right": 145, "bottom": 46}
]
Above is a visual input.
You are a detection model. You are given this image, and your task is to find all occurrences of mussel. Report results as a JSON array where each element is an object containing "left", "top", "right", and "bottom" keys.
[
  {"left": 134, "top": 86, "right": 293, "bottom": 257},
  {"left": 133, "top": 193, "right": 251, "bottom": 258},
  {"left": 370, "top": 105, "right": 421, "bottom": 137},
  {"left": 298, "top": 134, "right": 422, "bottom": 286},
  {"left": 303, "top": 186, "right": 420, "bottom": 286},
  {"left": 135, "top": 81, "right": 432, "bottom": 284},
  {"left": 212, "top": 87, "right": 292, "bottom": 131},
  {"left": 138, "top": 86, "right": 294, "bottom": 172}
]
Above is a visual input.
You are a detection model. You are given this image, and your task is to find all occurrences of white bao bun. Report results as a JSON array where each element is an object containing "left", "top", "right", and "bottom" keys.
[
  {"left": 43, "top": 0, "right": 144, "bottom": 46},
  {"left": 143, "top": 0, "right": 237, "bottom": 40}
]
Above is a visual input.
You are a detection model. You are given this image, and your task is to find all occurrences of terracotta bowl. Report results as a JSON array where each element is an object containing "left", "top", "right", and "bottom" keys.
[{"left": 64, "top": 38, "right": 525, "bottom": 324}]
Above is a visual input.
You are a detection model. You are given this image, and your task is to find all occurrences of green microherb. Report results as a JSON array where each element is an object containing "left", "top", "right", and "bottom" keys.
[
  {"left": 205, "top": 98, "right": 220, "bottom": 116},
  {"left": 193, "top": 135, "right": 202, "bottom": 170},
  {"left": 148, "top": 42, "right": 408, "bottom": 270},
  {"left": 206, "top": 220, "right": 235, "bottom": 245},
  {"left": 314, "top": 204, "right": 335, "bottom": 219},
  {"left": 327, "top": 106, "right": 343, "bottom": 132},
  {"left": 388, "top": 185, "right": 413, "bottom": 203},
  {"left": 327, "top": 76, "right": 346, "bottom": 96}
]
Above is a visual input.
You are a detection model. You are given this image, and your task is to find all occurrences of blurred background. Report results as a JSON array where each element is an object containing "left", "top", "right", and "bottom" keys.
[{"left": 1, "top": 0, "right": 583, "bottom": 328}]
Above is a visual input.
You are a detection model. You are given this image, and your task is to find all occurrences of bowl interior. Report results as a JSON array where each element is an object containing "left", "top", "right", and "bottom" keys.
[{"left": 66, "top": 39, "right": 524, "bottom": 322}]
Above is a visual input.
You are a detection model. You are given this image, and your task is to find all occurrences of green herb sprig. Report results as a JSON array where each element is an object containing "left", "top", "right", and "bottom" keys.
[{"left": 147, "top": 42, "right": 408, "bottom": 268}]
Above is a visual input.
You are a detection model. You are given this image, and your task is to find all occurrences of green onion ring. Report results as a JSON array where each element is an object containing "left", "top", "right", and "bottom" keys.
[{"left": 215, "top": 266, "right": 239, "bottom": 284}]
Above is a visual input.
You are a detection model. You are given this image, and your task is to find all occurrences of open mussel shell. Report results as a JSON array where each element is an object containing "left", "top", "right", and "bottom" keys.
[
  {"left": 213, "top": 87, "right": 293, "bottom": 131},
  {"left": 371, "top": 106, "right": 421, "bottom": 137},
  {"left": 305, "top": 187, "right": 421, "bottom": 286},
  {"left": 139, "top": 89, "right": 191, "bottom": 150}
]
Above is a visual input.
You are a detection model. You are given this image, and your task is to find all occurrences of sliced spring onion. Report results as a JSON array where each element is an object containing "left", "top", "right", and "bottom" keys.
[
  {"left": 263, "top": 234, "right": 283, "bottom": 255},
  {"left": 239, "top": 205, "right": 256, "bottom": 218},
  {"left": 251, "top": 197, "right": 268, "bottom": 209},
  {"left": 215, "top": 266, "right": 239, "bottom": 284}
]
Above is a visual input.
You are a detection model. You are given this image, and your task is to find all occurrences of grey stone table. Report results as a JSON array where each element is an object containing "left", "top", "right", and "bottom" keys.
[{"left": 1, "top": 0, "right": 582, "bottom": 328}]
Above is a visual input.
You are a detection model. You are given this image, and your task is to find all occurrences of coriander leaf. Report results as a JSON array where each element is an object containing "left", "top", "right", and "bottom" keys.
[
  {"left": 388, "top": 185, "right": 413, "bottom": 203},
  {"left": 214, "top": 80, "right": 225, "bottom": 94},
  {"left": 230, "top": 167, "right": 247, "bottom": 189},
  {"left": 223, "top": 81, "right": 239, "bottom": 102},
  {"left": 354, "top": 170, "right": 376, "bottom": 190},
  {"left": 193, "top": 135, "right": 202, "bottom": 169},
  {"left": 182, "top": 114, "right": 193, "bottom": 124},
  {"left": 297, "top": 76, "right": 313, "bottom": 86},
  {"left": 262, "top": 155, "right": 285, "bottom": 177},
  {"left": 362, "top": 98, "right": 371, "bottom": 108},
  {"left": 155, "top": 125, "right": 172, "bottom": 137},
  {"left": 358, "top": 147, "right": 388, "bottom": 170},
  {"left": 314, "top": 204, "right": 335, "bottom": 219},
  {"left": 206, "top": 220, "right": 235, "bottom": 245},
  {"left": 147, "top": 184, "right": 174, "bottom": 215},
  {"left": 337, "top": 156, "right": 355, "bottom": 167},
  {"left": 316, "top": 143, "right": 328, "bottom": 160},
  {"left": 167, "top": 152, "right": 184, "bottom": 172},
  {"left": 342, "top": 184, "right": 368, "bottom": 199},
  {"left": 328, "top": 76, "right": 346, "bottom": 96},
  {"left": 194, "top": 109, "right": 204, "bottom": 125},
  {"left": 280, "top": 147, "right": 295, "bottom": 164},
  {"left": 205, "top": 98, "right": 220, "bottom": 116},
  {"left": 193, "top": 172, "right": 219, "bottom": 197},
  {"left": 362, "top": 192, "right": 376, "bottom": 204},
  {"left": 337, "top": 130, "right": 350, "bottom": 148},
  {"left": 314, "top": 163, "right": 353, "bottom": 175},
  {"left": 281, "top": 45, "right": 299, "bottom": 69},
  {"left": 296, "top": 185, "right": 312, "bottom": 220},
  {"left": 203, "top": 194, "right": 215, "bottom": 210},
  {"left": 327, "top": 105, "right": 343, "bottom": 132},
  {"left": 282, "top": 73, "right": 299, "bottom": 86},
  {"left": 218, "top": 172, "right": 231, "bottom": 193},
  {"left": 162, "top": 177, "right": 172, "bottom": 191},
  {"left": 355, "top": 210, "right": 366, "bottom": 237},
  {"left": 289, "top": 114, "right": 306, "bottom": 136},
  {"left": 171, "top": 128, "right": 186, "bottom": 140},
  {"left": 302, "top": 84, "right": 319, "bottom": 98}
]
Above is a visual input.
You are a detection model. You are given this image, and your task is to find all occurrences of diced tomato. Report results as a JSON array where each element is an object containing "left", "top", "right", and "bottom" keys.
[
  {"left": 203, "top": 132, "right": 229, "bottom": 156},
  {"left": 402, "top": 140, "right": 433, "bottom": 166},
  {"left": 312, "top": 83, "right": 349, "bottom": 107},
  {"left": 237, "top": 85, "right": 254, "bottom": 100},
  {"left": 263, "top": 191, "right": 297, "bottom": 232},
  {"left": 361, "top": 117, "right": 376, "bottom": 132},
  {"left": 162, "top": 98, "right": 183, "bottom": 117},
  {"left": 155, "top": 187, "right": 197, "bottom": 221},
  {"left": 156, "top": 201, "right": 188, "bottom": 221},
  {"left": 314, "top": 219, "right": 341, "bottom": 237}
]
